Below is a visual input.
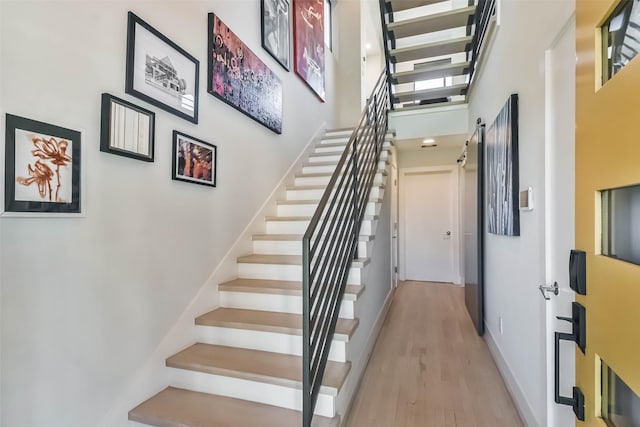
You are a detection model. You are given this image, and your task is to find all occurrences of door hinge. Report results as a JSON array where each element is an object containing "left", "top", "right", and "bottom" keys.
[{"left": 394, "top": 266, "right": 398, "bottom": 273}]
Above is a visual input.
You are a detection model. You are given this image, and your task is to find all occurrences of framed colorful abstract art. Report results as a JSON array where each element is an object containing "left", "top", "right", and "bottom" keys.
[{"left": 293, "top": 0, "right": 325, "bottom": 101}]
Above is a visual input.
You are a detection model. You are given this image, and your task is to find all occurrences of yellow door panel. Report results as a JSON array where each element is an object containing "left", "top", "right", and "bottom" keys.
[{"left": 576, "top": 0, "right": 640, "bottom": 425}]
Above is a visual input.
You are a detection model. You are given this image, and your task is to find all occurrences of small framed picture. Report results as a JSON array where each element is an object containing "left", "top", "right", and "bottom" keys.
[
  {"left": 172, "top": 131, "right": 217, "bottom": 187},
  {"left": 4, "top": 114, "right": 81, "bottom": 213},
  {"left": 125, "top": 11, "right": 199, "bottom": 124},
  {"left": 100, "top": 93, "right": 155, "bottom": 162},
  {"left": 261, "top": 0, "right": 290, "bottom": 71}
]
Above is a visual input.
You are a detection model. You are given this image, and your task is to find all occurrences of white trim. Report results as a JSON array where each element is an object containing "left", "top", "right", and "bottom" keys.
[
  {"left": 388, "top": 102, "right": 468, "bottom": 119},
  {"left": 484, "top": 325, "right": 540, "bottom": 427},
  {"left": 398, "top": 165, "right": 461, "bottom": 283}
]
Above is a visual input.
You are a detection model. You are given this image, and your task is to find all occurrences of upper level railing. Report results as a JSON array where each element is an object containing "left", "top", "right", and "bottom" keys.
[
  {"left": 468, "top": 0, "right": 497, "bottom": 82},
  {"left": 302, "top": 71, "right": 390, "bottom": 427}
]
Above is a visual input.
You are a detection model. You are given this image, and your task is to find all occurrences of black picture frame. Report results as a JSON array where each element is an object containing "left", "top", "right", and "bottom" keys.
[
  {"left": 100, "top": 93, "right": 155, "bottom": 162},
  {"left": 486, "top": 94, "right": 519, "bottom": 236},
  {"left": 171, "top": 131, "right": 217, "bottom": 187},
  {"left": 261, "top": 0, "right": 291, "bottom": 71},
  {"left": 4, "top": 114, "right": 81, "bottom": 213},
  {"left": 208, "top": 13, "right": 283, "bottom": 134},
  {"left": 125, "top": 11, "right": 200, "bottom": 124}
]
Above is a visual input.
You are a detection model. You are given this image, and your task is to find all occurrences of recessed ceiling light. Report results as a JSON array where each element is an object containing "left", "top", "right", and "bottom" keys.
[
  {"left": 422, "top": 138, "right": 436, "bottom": 145},
  {"left": 366, "top": 43, "right": 372, "bottom": 50}
]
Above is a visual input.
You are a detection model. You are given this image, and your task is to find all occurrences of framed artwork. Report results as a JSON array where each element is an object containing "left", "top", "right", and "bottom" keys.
[
  {"left": 172, "top": 131, "right": 217, "bottom": 187},
  {"left": 4, "top": 114, "right": 81, "bottom": 213},
  {"left": 486, "top": 94, "right": 519, "bottom": 236},
  {"left": 293, "top": 0, "right": 325, "bottom": 101},
  {"left": 100, "top": 93, "right": 155, "bottom": 162},
  {"left": 125, "top": 11, "right": 199, "bottom": 124},
  {"left": 261, "top": 0, "right": 291, "bottom": 71},
  {"left": 208, "top": 13, "right": 283, "bottom": 134}
]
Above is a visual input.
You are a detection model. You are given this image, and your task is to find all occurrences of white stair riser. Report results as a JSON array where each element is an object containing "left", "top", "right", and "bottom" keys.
[
  {"left": 253, "top": 239, "right": 370, "bottom": 257},
  {"left": 314, "top": 145, "right": 347, "bottom": 154},
  {"left": 324, "top": 130, "right": 353, "bottom": 138},
  {"left": 219, "top": 292, "right": 356, "bottom": 319},
  {"left": 237, "top": 263, "right": 363, "bottom": 285},
  {"left": 295, "top": 173, "right": 384, "bottom": 187},
  {"left": 286, "top": 185, "right": 385, "bottom": 201},
  {"left": 302, "top": 160, "right": 387, "bottom": 175},
  {"left": 195, "top": 326, "right": 347, "bottom": 362},
  {"left": 266, "top": 218, "right": 375, "bottom": 234},
  {"left": 308, "top": 149, "right": 389, "bottom": 164},
  {"left": 277, "top": 200, "right": 379, "bottom": 217},
  {"left": 319, "top": 136, "right": 350, "bottom": 145},
  {"left": 166, "top": 368, "right": 336, "bottom": 417}
]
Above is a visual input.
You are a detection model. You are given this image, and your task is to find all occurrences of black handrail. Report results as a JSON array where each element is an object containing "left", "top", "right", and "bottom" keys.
[{"left": 302, "top": 70, "right": 389, "bottom": 427}]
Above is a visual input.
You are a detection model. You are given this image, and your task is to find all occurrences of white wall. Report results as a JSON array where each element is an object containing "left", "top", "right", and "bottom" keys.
[
  {"left": 467, "top": 0, "right": 575, "bottom": 425},
  {"left": 389, "top": 104, "right": 469, "bottom": 140},
  {"left": 397, "top": 146, "right": 461, "bottom": 168},
  {"left": 0, "top": 2, "right": 339, "bottom": 427}
]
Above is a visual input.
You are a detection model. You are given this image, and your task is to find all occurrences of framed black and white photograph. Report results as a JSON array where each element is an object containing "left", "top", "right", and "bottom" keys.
[
  {"left": 100, "top": 93, "right": 155, "bottom": 162},
  {"left": 486, "top": 94, "right": 519, "bottom": 236},
  {"left": 262, "top": 0, "right": 290, "bottom": 71},
  {"left": 172, "top": 131, "right": 217, "bottom": 187},
  {"left": 125, "top": 11, "right": 199, "bottom": 124},
  {"left": 4, "top": 114, "right": 81, "bottom": 213}
]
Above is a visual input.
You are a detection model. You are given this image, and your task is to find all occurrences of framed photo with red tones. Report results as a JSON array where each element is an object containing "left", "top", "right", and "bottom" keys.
[
  {"left": 293, "top": 0, "right": 325, "bottom": 101},
  {"left": 208, "top": 13, "right": 283, "bottom": 134},
  {"left": 172, "top": 131, "right": 217, "bottom": 188}
]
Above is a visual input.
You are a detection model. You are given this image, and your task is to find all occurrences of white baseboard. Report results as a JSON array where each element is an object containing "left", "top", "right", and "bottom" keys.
[
  {"left": 339, "top": 287, "right": 395, "bottom": 426},
  {"left": 484, "top": 325, "right": 540, "bottom": 427}
]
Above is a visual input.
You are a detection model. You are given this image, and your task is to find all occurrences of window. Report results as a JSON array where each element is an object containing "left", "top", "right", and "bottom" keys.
[
  {"left": 601, "top": 184, "right": 640, "bottom": 265},
  {"left": 414, "top": 59, "right": 452, "bottom": 92},
  {"left": 601, "top": 362, "right": 640, "bottom": 427},
  {"left": 602, "top": 0, "right": 640, "bottom": 83},
  {"left": 324, "top": 0, "right": 332, "bottom": 51}
]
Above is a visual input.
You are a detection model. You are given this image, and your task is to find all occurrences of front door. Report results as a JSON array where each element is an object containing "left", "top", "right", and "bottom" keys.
[
  {"left": 400, "top": 167, "right": 456, "bottom": 283},
  {"left": 575, "top": 0, "right": 640, "bottom": 425}
]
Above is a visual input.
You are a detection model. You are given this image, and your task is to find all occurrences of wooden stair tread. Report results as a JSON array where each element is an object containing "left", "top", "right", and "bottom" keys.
[
  {"left": 277, "top": 197, "right": 382, "bottom": 206},
  {"left": 252, "top": 233, "right": 374, "bottom": 242},
  {"left": 287, "top": 183, "right": 386, "bottom": 191},
  {"left": 393, "top": 99, "right": 467, "bottom": 112},
  {"left": 390, "top": 35, "right": 472, "bottom": 63},
  {"left": 218, "top": 278, "right": 365, "bottom": 299},
  {"left": 392, "top": 61, "right": 470, "bottom": 84},
  {"left": 386, "top": 0, "right": 448, "bottom": 12},
  {"left": 196, "top": 307, "right": 359, "bottom": 340},
  {"left": 237, "top": 254, "right": 371, "bottom": 267},
  {"left": 167, "top": 344, "right": 351, "bottom": 393},
  {"left": 129, "top": 387, "right": 339, "bottom": 427},
  {"left": 388, "top": 6, "right": 476, "bottom": 39},
  {"left": 393, "top": 83, "right": 468, "bottom": 103},
  {"left": 264, "top": 214, "right": 379, "bottom": 222}
]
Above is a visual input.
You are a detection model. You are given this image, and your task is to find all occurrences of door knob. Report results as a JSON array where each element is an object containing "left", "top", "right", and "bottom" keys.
[{"left": 446, "top": 231, "right": 451, "bottom": 236}]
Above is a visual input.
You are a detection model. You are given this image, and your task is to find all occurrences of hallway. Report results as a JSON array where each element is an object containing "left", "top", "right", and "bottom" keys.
[{"left": 345, "top": 281, "right": 523, "bottom": 427}]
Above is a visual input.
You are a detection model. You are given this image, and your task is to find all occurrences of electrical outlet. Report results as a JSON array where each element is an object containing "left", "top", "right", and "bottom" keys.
[{"left": 499, "top": 316, "right": 504, "bottom": 335}]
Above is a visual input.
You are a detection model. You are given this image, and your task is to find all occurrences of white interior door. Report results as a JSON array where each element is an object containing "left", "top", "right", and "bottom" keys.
[
  {"left": 544, "top": 15, "right": 576, "bottom": 427},
  {"left": 401, "top": 168, "right": 455, "bottom": 283}
]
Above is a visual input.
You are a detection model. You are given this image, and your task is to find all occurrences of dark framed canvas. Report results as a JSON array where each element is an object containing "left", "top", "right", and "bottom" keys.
[
  {"left": 100, "top": 93, "right": 155, "bottom": 162},
  {"left": 208, "top": 13, "right": 283, "bottom": 134},
  {"left": 172, "top": 131, "right": 217, "bottom": 187},
  {"left": 261, "top": 0, "right": 291, "bottom": 71},
  {"left": 125, "top": 11, "right": 199, "bottom": 124},
  {"left": 486, "top": 94, "right": 519, "bottom": 236},
  {"left": 293, "top": 0, "right": 325, "bottom": 101},
  {"left": 4, "top": 114, "right": 81, "bottom": 213}
]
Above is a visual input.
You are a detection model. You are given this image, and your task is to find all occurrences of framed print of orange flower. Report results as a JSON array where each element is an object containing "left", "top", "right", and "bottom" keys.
[{"left": 5, "top": 114, "right": 81, "bottom": 213}]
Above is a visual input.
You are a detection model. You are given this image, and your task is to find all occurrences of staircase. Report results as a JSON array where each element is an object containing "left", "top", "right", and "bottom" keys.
[
  {"left": 381, "top": 0, "right": 491, "bottom": 110},
  {"left": 128, "top": 128, "right": 394, "bottom": 427}
]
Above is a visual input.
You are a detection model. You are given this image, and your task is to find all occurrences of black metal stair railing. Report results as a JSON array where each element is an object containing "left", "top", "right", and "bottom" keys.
[{"left": 302, "top": 70, "right": 389, "bottom": 427}]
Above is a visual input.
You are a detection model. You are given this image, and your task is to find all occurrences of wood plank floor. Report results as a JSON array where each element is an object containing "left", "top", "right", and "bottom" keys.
[{"left": 344, "top": 281, "right": 523, "bottom": 427}]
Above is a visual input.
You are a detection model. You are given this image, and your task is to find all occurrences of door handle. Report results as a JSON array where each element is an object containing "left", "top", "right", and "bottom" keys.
[
  {"left": 445, "top": 231, "right": 451, "bottom": 236},
  {"left": 554, "top": 302, "right": 586, "bottom": 421},
  {"left": 539, "top": 282, "right": 558, "bottom": 300}
]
